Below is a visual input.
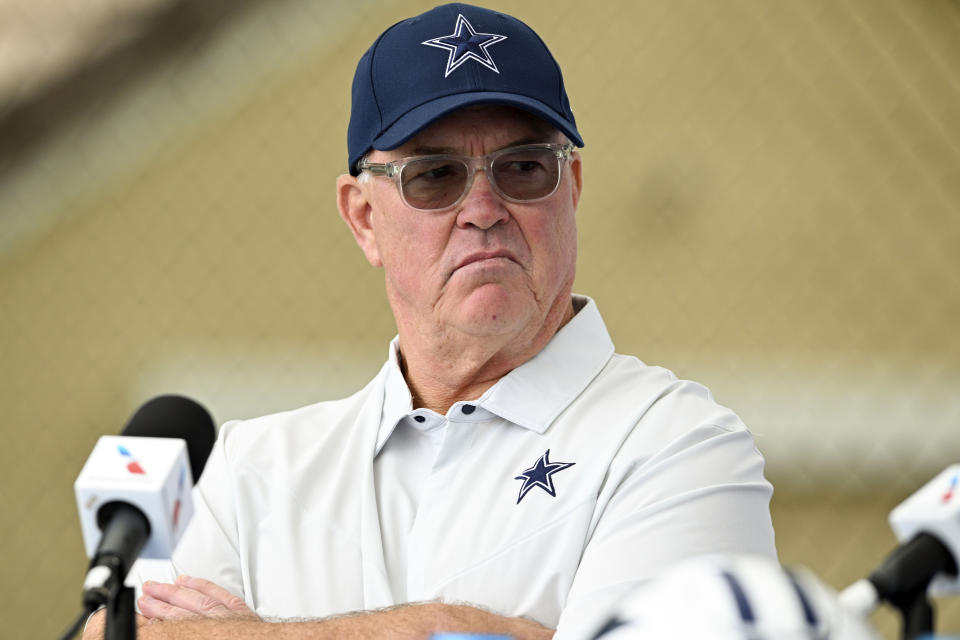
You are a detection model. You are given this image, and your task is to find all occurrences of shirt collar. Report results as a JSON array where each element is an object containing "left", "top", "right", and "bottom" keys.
[
  {"left": 374, "top": 294, "right": 615, "bottom": 452},
  {"left": 375, "top": 338, "right": 415, "bottom": 455},
  {"left": 477, "top": 295, "right": 615, "bottom": 434}
]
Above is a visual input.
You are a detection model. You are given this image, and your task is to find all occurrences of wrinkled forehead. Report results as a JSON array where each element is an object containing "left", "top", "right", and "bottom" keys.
[{"left": 381, "top": 105, "right": 564, "bottom": 158}]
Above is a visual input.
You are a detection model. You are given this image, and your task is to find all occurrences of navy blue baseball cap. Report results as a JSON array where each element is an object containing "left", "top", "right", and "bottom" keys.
[{"left": 347, "top": 3, "right": 584, "bottom": 175}]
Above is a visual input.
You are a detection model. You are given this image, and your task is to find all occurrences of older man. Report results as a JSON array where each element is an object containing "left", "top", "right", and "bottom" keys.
[{"left": 85, "top": 3, "right": 776, "bottom": 639}]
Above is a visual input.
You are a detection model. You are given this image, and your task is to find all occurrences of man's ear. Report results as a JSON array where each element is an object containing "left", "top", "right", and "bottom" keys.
[{"left": 336, "top": 174, "right": 382, "bottom": 267}]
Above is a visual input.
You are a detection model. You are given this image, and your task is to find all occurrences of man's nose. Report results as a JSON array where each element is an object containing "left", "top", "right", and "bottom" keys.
[{"left": 455, "top": 169, "right": 510, "bottom": 230}]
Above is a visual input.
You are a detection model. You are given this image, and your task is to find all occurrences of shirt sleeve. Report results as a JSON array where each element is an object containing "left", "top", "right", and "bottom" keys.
[
  {"left": 554, "top": 388, "right": 777, "bottom": 639},
  {"left": 127, "top": 421, "right": 247, "bottom": 605}
]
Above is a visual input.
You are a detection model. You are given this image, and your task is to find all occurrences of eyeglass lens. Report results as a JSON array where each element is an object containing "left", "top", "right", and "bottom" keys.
[{"left": 399, "top": 147, "right": 562, "bottom": 210}]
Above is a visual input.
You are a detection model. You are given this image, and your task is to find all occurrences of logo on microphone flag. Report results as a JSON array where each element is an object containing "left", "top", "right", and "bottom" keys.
[
  {"left": 943, "top": 473, "right": 959, "bottom": 504},
  {"left": 172, "top": 463, "right": 187, "bottom": 530},
  {"left": 117, "top": 445, "right": 146, "bottom": 474}
]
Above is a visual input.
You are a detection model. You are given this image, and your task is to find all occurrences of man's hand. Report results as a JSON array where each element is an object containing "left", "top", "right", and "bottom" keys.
[{"left": 139, "top": 575, "right": 259, "bottom": 622}]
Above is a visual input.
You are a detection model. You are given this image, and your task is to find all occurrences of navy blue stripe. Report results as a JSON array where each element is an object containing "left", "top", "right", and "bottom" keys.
[
  {"left": 785, "top": 569, "right": 819, "bottom": 627},
  {"left": 721, "top": 571, "right": 755, "bottom": 623},
  {"left": 590, "top": 616, "right": 627, "bottom": 639}
]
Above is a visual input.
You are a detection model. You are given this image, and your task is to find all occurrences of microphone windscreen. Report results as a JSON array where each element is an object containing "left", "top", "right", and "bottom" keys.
[{"left": 121, "top": 395, "right": 216, "bottom": 482}]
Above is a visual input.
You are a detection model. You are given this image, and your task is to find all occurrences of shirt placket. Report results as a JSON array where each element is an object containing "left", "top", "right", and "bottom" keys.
[{"left": 406, "top": 404, "right": 482, "bottom": 600}]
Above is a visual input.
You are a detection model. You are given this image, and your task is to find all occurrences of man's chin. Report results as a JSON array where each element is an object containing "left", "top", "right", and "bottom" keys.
[{"left": 449, "top": 285, "right": 533, "bottom": 337}]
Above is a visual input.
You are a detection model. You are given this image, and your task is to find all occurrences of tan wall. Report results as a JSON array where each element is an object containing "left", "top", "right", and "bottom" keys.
[{"left": 1, "top": 0, "right": 958, "bottom": 636}]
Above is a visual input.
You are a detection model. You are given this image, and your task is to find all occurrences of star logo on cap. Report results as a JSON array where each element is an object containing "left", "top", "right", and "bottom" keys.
[
  {"left": 422, "top": 14, "right": 508, "bottom": 78},
  {"left": 514, "top": 449, "right": 575, "bottom": 504}
]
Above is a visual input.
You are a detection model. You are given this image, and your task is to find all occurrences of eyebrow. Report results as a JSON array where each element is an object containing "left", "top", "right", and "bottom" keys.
[{"left": 403, "top": 136, "right": 558, "bottom": 157}]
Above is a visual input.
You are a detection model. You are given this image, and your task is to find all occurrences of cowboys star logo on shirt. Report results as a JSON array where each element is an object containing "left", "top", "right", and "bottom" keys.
[
  {"left": 422, "top": 14, "right": 508, "bottom": 78},
  {"left": 514, "top": 449, "right": 575, "bottom": 504}
]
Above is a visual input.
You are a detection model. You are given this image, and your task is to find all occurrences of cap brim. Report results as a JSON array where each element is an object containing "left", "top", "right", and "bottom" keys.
[{"left": 371, "top": 92, "right": 585, "bottom": 153}]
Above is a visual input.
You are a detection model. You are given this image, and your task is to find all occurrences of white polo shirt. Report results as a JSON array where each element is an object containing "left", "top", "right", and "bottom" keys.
[{"left": 131, "top": 296, "right": 776, "bottom": 639}]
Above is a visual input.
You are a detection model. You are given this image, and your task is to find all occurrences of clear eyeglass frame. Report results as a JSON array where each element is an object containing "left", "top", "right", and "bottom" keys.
[{"left": 357, "top": 142, "right": 576, "bottom": 211}]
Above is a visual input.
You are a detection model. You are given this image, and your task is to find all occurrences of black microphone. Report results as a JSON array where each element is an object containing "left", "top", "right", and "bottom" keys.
[
  {"left": 74, "top": 395, "right": 216, "bottom": 609},
  {"left": 119, "top": 395, "right": 216, "bottom": 483},
  {"left": 867, "top": 532, "right": 958, "bottom": 604}
]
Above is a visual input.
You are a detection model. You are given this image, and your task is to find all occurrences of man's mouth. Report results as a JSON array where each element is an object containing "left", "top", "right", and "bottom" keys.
[{"left": 455, "top": 250, "right": 517, "bottom": 271}]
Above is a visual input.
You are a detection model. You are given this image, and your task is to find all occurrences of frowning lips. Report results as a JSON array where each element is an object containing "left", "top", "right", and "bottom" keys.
[{"left": 454, "top": 250, "right": 519, "bottom": 271}]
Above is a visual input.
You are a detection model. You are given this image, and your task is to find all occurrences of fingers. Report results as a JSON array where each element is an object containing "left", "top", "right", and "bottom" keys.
[
  {"left": 175, "top": 575, "right": 250, "bottom": 613},
  {"left": 138, "top": 591, "right": 199, "bottom": 621},
  {"left": 139, "top": 576, "right": 257, "bottom": 622}
]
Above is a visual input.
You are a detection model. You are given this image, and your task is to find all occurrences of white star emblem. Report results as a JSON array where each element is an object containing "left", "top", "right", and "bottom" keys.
[{"left": 422, "top": 14, "right": 508, "bottom": 78}]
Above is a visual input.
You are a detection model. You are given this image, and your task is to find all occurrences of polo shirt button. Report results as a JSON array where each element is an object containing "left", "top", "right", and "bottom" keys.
[
  {"left": 461, "top": 404, "right": 475, "bottom": 415},
  {"left": 414, "top": 415, "right": 426, "bottom": 423}
]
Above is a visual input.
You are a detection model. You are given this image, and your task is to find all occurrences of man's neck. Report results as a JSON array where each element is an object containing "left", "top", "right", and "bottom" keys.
[{"left": 397, "top": 298, "right": 575, "bottom": 415}]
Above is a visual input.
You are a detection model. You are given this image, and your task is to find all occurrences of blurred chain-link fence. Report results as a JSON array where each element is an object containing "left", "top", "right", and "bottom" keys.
[{"left": 1, "top": 0, "right": 958, "bottom": 636}]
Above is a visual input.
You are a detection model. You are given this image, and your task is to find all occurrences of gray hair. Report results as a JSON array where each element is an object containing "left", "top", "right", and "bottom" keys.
[{"left": 355, "top": 152, "right": 372, "bottom": 184}]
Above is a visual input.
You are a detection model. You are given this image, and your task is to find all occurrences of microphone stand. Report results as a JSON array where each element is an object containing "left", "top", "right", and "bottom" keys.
[
  {"left": 890, "top": 587, "right": 934, "bottom": 640},
  {"left": 104, "top": 584, "right": 136, "bottom": 640},
  {"left": 83, "top": 504, "right": 150, "bottom": 640}
]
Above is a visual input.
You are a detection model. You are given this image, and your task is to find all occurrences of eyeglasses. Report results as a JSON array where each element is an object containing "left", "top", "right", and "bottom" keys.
[{"left": 358, "top": 142, "right": 575, "bottom": 211}]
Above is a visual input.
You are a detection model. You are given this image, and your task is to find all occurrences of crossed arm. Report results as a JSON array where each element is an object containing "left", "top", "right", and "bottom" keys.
[{"left": 81, "top": 575, "right": 554, "bottom": 640}]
